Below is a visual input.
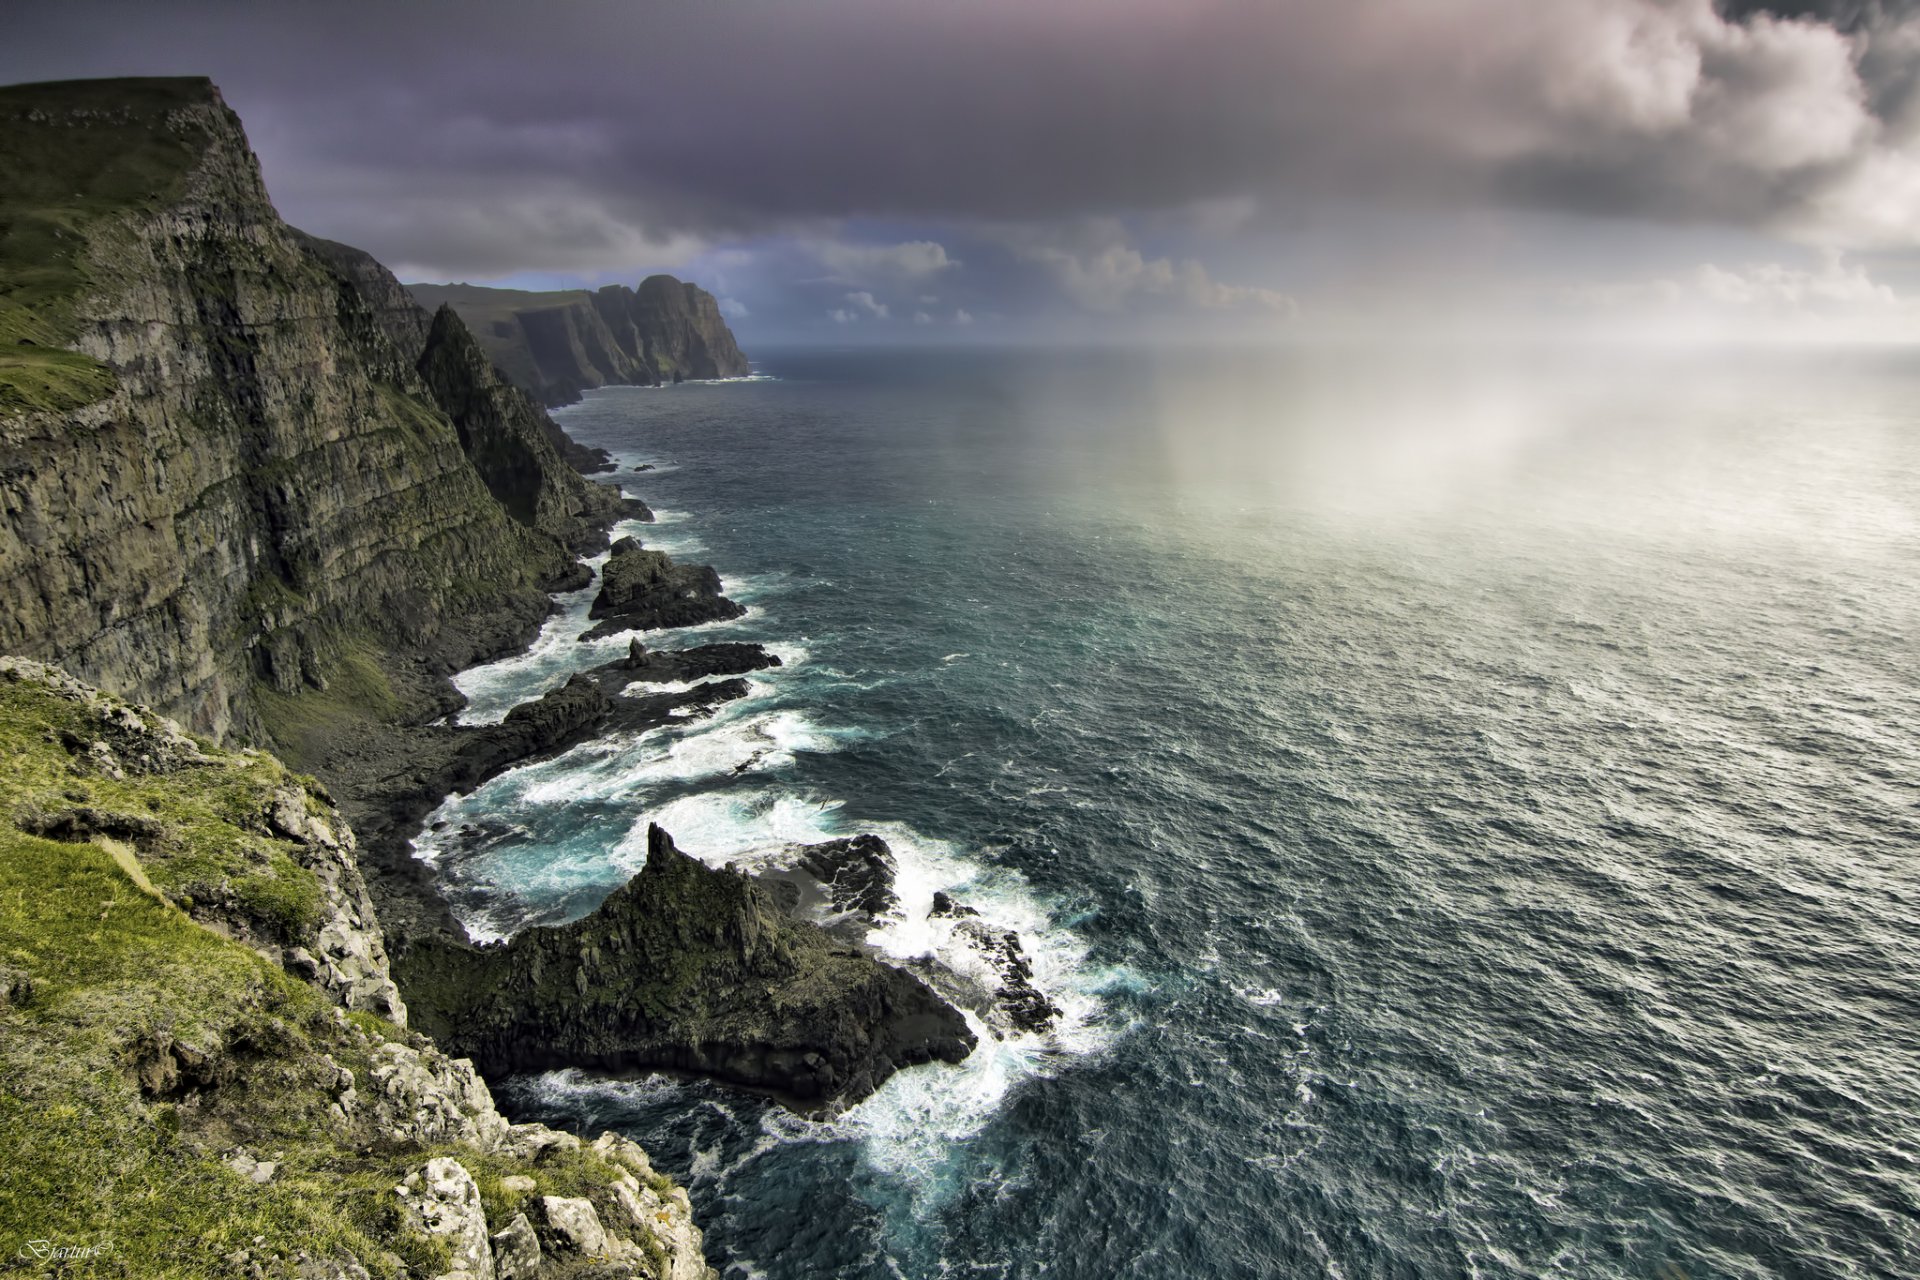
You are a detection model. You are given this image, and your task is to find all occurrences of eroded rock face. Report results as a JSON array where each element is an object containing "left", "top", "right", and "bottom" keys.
[
  {"left": 489, "top": 1214, "right": 541, "bottom": 1280},
  {"left": 0, "top": 658, "right": 409, "bottom": 1022},
  {"left": 618, "top": 639, "right": 782, "bottom": 685},
  {"left": 797, "top": 835, "right": 900, "bottom": 921},
  {"left": 395, "top": 824, "right": 976, "bottom": 1106},
  {"left": 928, "top": 893, "right": 1062, "bottom": 1036},
  {"left": 539, "top": 1196, "right": 608, "bottom": 1257},
  {"left": 412, "top": 300, "right": 647, "bottom": 552},
  {"left": 368, "top": 1041, "right": 509, "bottom": 1150}
]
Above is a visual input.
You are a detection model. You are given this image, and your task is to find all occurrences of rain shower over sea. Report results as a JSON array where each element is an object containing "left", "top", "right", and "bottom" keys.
[{"left": 411, "top": 345, "right": 1920, "bottom": 1279}]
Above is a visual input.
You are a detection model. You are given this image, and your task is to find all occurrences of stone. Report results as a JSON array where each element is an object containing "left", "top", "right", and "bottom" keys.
[
  {"left": 489, "top": 1213, "right": 541, "bottom": 1280},
  {"left": 398, "top": 1158, "right": 493, "bottom": 1280},
  {"left": 580, "top": 541, "right": 745, "bottom": 640},
  {"left": 365, "top": 1042, "right": 510, "bottom": 1151},
  {"left": 223, "top": 1149, "right": 278, "bottom": 1184},
  {"left": 539, "top": 1196, "right": 608, "bottom": 1256}
]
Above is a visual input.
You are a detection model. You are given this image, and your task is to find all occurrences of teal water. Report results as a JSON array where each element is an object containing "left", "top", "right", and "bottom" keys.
[{"left": 421, "top": 346, "right": 1920, "bottom": 1278}]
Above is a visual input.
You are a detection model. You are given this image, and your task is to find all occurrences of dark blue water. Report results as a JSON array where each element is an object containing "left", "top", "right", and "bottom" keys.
[{"left": 430, "top": 346, "right": 1920, "bottom": 1278}]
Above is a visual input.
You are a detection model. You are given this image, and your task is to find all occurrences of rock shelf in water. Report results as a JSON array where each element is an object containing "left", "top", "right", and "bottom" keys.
[{"left": 396, "top": 825, "right": 977, "bottom": 1107}]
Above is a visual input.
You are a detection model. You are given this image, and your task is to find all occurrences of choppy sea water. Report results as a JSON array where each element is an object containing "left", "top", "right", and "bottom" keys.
[{"left": 418, "top": 346, "right": 1920, "bottom": 1278}]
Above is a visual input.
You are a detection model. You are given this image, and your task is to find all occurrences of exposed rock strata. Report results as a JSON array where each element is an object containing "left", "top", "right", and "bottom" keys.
[
  {"left": 396, "top": 824, "right": 976, "bottom": 1106},
  {"left": 0, "top": 77, "right": 626, "bottom": 746}
]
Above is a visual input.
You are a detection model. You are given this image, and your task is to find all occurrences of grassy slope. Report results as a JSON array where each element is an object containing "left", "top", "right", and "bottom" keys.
[
  {"left": 0, "top": 77, "right": 217, "bottom": 416},
  {"left": 0, "top": 672, "right": 665, "bottom": 1277},
  {"left": 402, "top": 283, "right": 593, "bottom": 331}
]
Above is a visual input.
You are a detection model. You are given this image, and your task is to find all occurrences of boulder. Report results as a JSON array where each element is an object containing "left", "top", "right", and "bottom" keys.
[
  {"left": 539, "top": 1196, "right": 608, "bottom": 1256},
  {"left": 397, "top": 1158, "right": 493, "bottom": 1280},
  {"left": 489, "top": 1213, "right": 541, "bottom": 1280}
]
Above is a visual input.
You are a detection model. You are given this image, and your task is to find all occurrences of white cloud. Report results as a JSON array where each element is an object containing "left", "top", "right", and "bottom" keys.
[
  {"left": 1012, "top": 225, "right": 1295, "bottom": 316},
  {"left": 719, "top": 296, "right": 750, "bottom": 318},
  {"left": 913, "top": 310, "right": 934, "bottom": 325},
  {"left": 1564, "top": 250, "right": 1918, "bottom": 338},
  {"left": 844, "top": 289, "right": 890, "bottom": 318},
  {"left": 954, "top": 308, "right": 974, "bottom": 325},
  {"left": 812, "top": 239, "right": 959, "bottom": 283},
  {"left": 829, "top": 308, "right": 857, "bottom": 323}
]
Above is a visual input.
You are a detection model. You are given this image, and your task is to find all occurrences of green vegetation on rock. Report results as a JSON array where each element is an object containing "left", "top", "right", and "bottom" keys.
[
  {"left": 0, "top": 660, "right": 708, "bottom": 1278},
  {"left": 0, "top": 77, "right": 220, "bottom": 414}
]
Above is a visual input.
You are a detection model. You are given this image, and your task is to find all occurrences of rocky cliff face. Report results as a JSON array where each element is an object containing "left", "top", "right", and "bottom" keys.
[
  {"left": 0, "top": 77, "right": 621, "bottom": 747},
  {"left": 408, "top": 278, "right": 750, "bottom": 408}
]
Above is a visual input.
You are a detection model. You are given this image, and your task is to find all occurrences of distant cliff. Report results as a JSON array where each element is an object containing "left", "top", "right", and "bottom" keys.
[
  {"left": 408, "top": 277, "right": 750, "bottom": 407},
  {"left": 0, "top": 76, "right": 633, "bottom": 745}
]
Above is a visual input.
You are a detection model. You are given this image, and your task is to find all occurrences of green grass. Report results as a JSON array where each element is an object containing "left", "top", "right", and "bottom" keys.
[
  {"left": 249, "top": 639, "right": 404, "bottom": 769},
  {"left": 0, "top": 832, "right": 411, "bottom": 1277},
  {"left": 0, "top": 665, "right": 682, "bottom": 1276},
  {"left": 0, "top": 77, "right": 226, "bottom": 417},
  {"left": 0, "top": 677, "right": 324, "bottom": 945}
]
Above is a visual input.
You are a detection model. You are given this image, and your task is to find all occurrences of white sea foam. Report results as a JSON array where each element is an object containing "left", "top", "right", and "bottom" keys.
[
  {"left": 764, "top": 641, "right": 810, "bottom": 669},
  {"left": 450, "top": 516, "right": 649, "bottom": 723},
  {"left": 618, "top": 678, "right": 704, "bottom": 698},
  {"left": 428, "top": 453, "right": 1114, "bottom": 1224}
]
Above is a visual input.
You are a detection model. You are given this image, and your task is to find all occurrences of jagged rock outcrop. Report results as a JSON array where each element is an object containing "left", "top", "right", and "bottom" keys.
[
  {"left": 618, "top": 638, "right": 783, "bottom": 685},
  {"left": 398, "top": 1157, "right": 495, "bottom": 1280},
  {"left": 0, "top": 77, "right": 620, "bottom": 746},
  {"left": 314, "top": 665, "right": 759, "bottom": 940},
  {"left": 580, "top": 536, "right": 747, "bottom": 640},
  {"left": 396, "top": 824, "right": 976, "bottom": 1106},
  {"left": 926, "top": 892, "right": 1062, "bottom": 1036},
  {"left": 751, "top": 829, "right": 1063, "bottom": 1038},
  {"left": 408, "top": 277, "right": 749, "bottom": 408}
]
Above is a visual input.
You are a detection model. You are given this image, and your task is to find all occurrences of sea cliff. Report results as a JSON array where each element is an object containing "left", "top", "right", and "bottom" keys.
[
  {"left": 0, "top": 657, "right": 714, "bottom": 1278},
  {"left": 0, "top": 77, "right": 631, "bottom": 747},
  {"left": 406, "top": 280, "right": 750, "bottom": 408}
]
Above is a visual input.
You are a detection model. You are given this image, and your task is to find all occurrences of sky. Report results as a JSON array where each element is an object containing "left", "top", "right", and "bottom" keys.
[{"left": 8, "top": 0, "right": 1920, "bottom": 345}]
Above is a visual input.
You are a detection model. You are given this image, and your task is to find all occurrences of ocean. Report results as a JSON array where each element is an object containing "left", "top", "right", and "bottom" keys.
[{"left": 413, "top": 345, "right": 1920, "bottom": 1278}]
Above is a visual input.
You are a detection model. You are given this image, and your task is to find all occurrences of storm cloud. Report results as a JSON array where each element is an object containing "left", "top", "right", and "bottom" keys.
[{"left": 8, "top": 0, "right": 1920, "bottom": 336}]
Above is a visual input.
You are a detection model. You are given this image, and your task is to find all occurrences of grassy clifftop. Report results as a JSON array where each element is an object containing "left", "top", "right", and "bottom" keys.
[
  {"left": 0, "top": 77, "right": 218, "bottom": 414},
  {"left": 0, "top": 662, "right": 704, "bottom": 1278}
]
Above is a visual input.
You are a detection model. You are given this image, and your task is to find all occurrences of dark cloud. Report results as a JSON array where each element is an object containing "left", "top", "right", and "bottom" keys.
[{"left": 5, "top": 1, "right": 1920, "bottom": 283}]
